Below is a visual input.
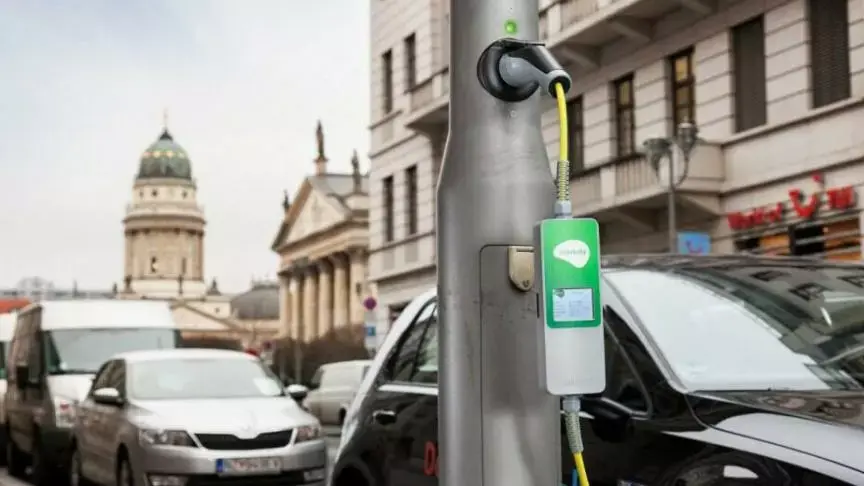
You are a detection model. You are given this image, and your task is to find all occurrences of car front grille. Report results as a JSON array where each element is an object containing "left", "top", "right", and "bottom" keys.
[
  {"left": 185, "top": 470, "right": 309, "bottom": 486},
  {"left": 194, "top": 429, "right": 294, "bottom": 450}
]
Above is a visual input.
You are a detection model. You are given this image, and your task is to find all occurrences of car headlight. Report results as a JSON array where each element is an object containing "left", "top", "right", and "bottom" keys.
[
  {"left": 53, "top": 397, "right": 77, "bottom": 428},
  {"left": 138, "top": 429, "right": 195, "bottom": 447},
  {"left": 293, "top": 424, "right": 321, "bottom": 443}
]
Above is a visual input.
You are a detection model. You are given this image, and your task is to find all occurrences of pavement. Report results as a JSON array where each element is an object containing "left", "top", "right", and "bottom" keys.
[{"left": 0, "top": 427, "right": 344, "bottom": 486}]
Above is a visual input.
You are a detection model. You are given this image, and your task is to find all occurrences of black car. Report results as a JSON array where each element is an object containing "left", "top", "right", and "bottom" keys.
[{"left": 331, "top": 255, "right": 864, "bottom": 486}]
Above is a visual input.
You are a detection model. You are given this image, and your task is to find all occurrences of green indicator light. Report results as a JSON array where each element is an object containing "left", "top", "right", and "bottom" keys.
[{"left": 504, "top": 19, "right": 518, "bottom": 34}]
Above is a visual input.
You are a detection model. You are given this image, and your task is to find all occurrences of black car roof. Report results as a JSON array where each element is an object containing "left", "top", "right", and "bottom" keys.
[{"left": 602, "top": 253, "right": 864, "bottom": 270}]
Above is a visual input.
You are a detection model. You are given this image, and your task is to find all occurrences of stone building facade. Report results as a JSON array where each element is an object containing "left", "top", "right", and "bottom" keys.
[
  {"left": 368, "top": 0, "right": 864, "bottom": 332},
  {"left": 272, "top": 123, "right": 372, "bottom": 343}
]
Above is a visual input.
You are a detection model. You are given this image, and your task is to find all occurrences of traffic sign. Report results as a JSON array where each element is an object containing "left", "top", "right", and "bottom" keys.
[
  {"left": 363, "top": 296, "right": 377, "bottom": 310},
  {"left": 364, "top": 312, "right": 377, "bottom": 351},
  {"left": 678, "top": 232, "right": 711, "bottom": 255}
]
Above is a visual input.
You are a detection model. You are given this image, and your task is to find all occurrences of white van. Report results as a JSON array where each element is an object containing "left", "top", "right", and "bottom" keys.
[
  {"left": 305, "top": 360, "right": 372, "bottom": 426},
  {"left": 0, "top": 312, "right": 16, "bottom": 453},
  {"left": 4, "top": 300, "right": 180, "bottom": 484}
]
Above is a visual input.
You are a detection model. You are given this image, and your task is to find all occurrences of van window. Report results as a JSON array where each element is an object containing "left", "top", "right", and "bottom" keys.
[
  {"left": 43, "top": 328, "right": 180, "bottom": 375},
  {"left": 323, "top": 365, "right": 353, "bottom": 387},
  {"left": 9, "top": 313, "right": 31, "bottom": 370},
  {"left": 0, "top": 342, "right": 8, "bottom": 380},
  {"left": 309, "top": 367, "right": 323, "bottom": 389}
]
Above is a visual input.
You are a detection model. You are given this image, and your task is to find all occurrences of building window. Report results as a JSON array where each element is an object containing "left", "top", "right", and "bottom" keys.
[
  {"left": 404, "top": 34, "right": 417, "bottom": 90},
  {"left": 382, "top": 49, "right": 394, "bottom": 114},
  {"left": 566, "top": 97, "right": 584, "bottom": 171},
  {"left": 383, "top": 176, "right": 394, "bottom": 242},
  {"left": 669, "top": 48, "right": 695, "bottom": 128},
  {"left": 406, "top": 166, "right": 418, "bottom": 235},
  {"left": 614, "top": 75, "right": 635, "bottom": 156},
  {"left": 809, "top": 0, "right": 850, "bottom": 108},
  {"left": 732, "top": 16, "right": 767, "bottom": 132}
]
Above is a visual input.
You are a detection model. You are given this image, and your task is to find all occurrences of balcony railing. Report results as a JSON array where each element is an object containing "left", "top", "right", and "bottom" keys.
[
  {"left": 570, "top": 142, "right": 725, "bottom": 215},
  {"left": 560, "top": 0, "right": 615, "bottom": 26},
  {"left": 126, "top": 203, "right": 204, "bottom": 216}
]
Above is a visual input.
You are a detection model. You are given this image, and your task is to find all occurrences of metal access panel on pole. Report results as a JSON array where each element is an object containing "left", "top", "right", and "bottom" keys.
[{"left": 437, "top": 0, "right": 561, "bottom": 485}]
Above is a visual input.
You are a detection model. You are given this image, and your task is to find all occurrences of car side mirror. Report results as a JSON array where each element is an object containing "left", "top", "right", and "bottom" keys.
[
  {"left": 92, "top": 387, "right": 124, "bottom": 406},
  {"left": 581, "top": 396, "right": 643, "bottom": 443},
  {"left": 286, "top": 384, "right": 309, "bottom": 402}
]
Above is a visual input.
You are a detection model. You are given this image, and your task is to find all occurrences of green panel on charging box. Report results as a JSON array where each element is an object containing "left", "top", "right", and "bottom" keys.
[{"left": 540, "top": 218, "right": 601, "bottom": 329}]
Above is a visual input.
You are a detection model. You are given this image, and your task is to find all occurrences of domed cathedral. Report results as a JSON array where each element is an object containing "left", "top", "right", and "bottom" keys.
[
  {"left": 122, "top": 120, "right": 207, "bottom": 299},
  {"left": 119, "top": 115, "right": 258, "bottom": 348}
]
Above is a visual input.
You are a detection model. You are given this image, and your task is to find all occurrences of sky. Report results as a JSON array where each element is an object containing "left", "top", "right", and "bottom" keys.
[{"left": 0, "top": 0, "right": 370, "bottom": 293}]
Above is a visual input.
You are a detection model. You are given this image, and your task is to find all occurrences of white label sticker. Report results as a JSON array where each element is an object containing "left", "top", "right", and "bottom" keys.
[
  {"left": 553, "top": 240, "right": 590, "bottom": 268},
  {"left": 552, "top": 288, "right": 594, "bottom": 321}
]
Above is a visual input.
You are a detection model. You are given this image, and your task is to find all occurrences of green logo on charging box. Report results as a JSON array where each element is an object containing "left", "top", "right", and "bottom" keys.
[{"left": 540, "top": 218, "right": 601, "bottom": 329}]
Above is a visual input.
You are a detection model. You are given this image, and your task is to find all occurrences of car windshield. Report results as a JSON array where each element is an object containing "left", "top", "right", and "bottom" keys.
[
  {"left": 128, "top": 357, "right": 284, "bottom": 400},
  {"left": 606, "top": 263, "right": 864, "bottom": 392},
  {"left": 44, "top": 328, "right": 179, "bottom": 375}
]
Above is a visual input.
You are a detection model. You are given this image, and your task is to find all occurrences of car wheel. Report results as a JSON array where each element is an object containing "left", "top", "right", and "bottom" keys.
[
  {"left": 117, "top": 456, "right": 135, "bottom": 486},
  {"left": 30, "top": 433, "right": 53, "bottom": 486},
  {"left": 69, "top": 445, "right": 91, "bottom": 486},
  {"left": 662, "top": 451, "right": 790, "bottom": 486},
  {"left": 334, "top": 462, "right": 378, "bottom": 486},
  {"left": 0, "top": 425, "right": 7, "bottom": 466},
  {"left": 5, "top": 429, "right": 26, "bottom": 478}
]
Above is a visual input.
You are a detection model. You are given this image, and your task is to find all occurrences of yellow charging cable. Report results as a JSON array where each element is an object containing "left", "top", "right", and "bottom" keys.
[
  {"left": 555, "top": 82, "right": 568, "bottom": 165},
  {"left": 554, "top": 83, "right": 571, "bottom": 205},
  {"left": 554, "top": 80, "right": 590, "bottom": 486}
]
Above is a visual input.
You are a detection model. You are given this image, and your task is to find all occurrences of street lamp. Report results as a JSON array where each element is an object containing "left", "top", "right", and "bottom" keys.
[{"left": 642, "top": 121, "right": 700, "bottom": 253}]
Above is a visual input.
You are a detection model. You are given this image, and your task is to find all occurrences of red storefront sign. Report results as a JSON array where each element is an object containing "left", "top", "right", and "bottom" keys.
[{"left": 727, "top": 173, "right": 856, "bottom": 231}]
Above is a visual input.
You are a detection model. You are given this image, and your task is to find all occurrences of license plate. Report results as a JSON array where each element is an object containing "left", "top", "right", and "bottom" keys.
[{"left": 216, "top": 457, "right": 282, "bottom": 475}]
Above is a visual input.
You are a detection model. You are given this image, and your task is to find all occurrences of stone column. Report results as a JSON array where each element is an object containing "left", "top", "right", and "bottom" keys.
[
  {"left": 348, "top": 249, "right": 367, "bottom": 326},
  {"left": 303, "top": 268, "right": 318, "bottom": 342},
  {"left": 124, "top": 232, "right": 132, "bottom": 276},
  {"left": 330, "top": 253, "right": 349, "bottom": 329},
  {"left": 278, "top": 273, "right": 292, "bottom": 338},
  {"left": 197, "top": 233, "right": 204, "bottom": 279},
  {"left": 317, "top": 260, "right": 333, "bottom": 339},
  {"left": 290, "top": 275, "right": 303, "bottom": 341}
]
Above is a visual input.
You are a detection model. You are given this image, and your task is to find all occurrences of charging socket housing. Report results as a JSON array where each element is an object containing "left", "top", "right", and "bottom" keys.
[{"left": 534, "top": 218, "right": 605, "bottom": 395}]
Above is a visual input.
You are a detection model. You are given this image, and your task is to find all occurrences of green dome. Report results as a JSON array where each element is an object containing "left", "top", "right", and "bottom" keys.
[{"left": 137, "top": 129, "right": 192, "bottom": 180}]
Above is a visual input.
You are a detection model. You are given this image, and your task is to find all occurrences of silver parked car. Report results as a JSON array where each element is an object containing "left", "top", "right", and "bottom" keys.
[{"left": 69, "top": 348, "right": 327, "bottom": 486}]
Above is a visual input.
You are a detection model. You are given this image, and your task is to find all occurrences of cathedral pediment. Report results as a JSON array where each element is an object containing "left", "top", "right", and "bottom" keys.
[
  {"left": 271, "top": 174, "right": 368, "bottom": 251},
  {"left": 284, "top": 183, "right": 347, "bottom": 243}
]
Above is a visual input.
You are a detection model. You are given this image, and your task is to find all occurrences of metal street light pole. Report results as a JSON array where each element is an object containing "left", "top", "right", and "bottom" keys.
[
  {"left": 643, "top": 121, "right": 699, "bottom": 253},
  {"left": 438, "top": 0, "right": 562, "bottom": 484},
  {"left": 667, "top": 143, "right": 677, "bottom": 253}
]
